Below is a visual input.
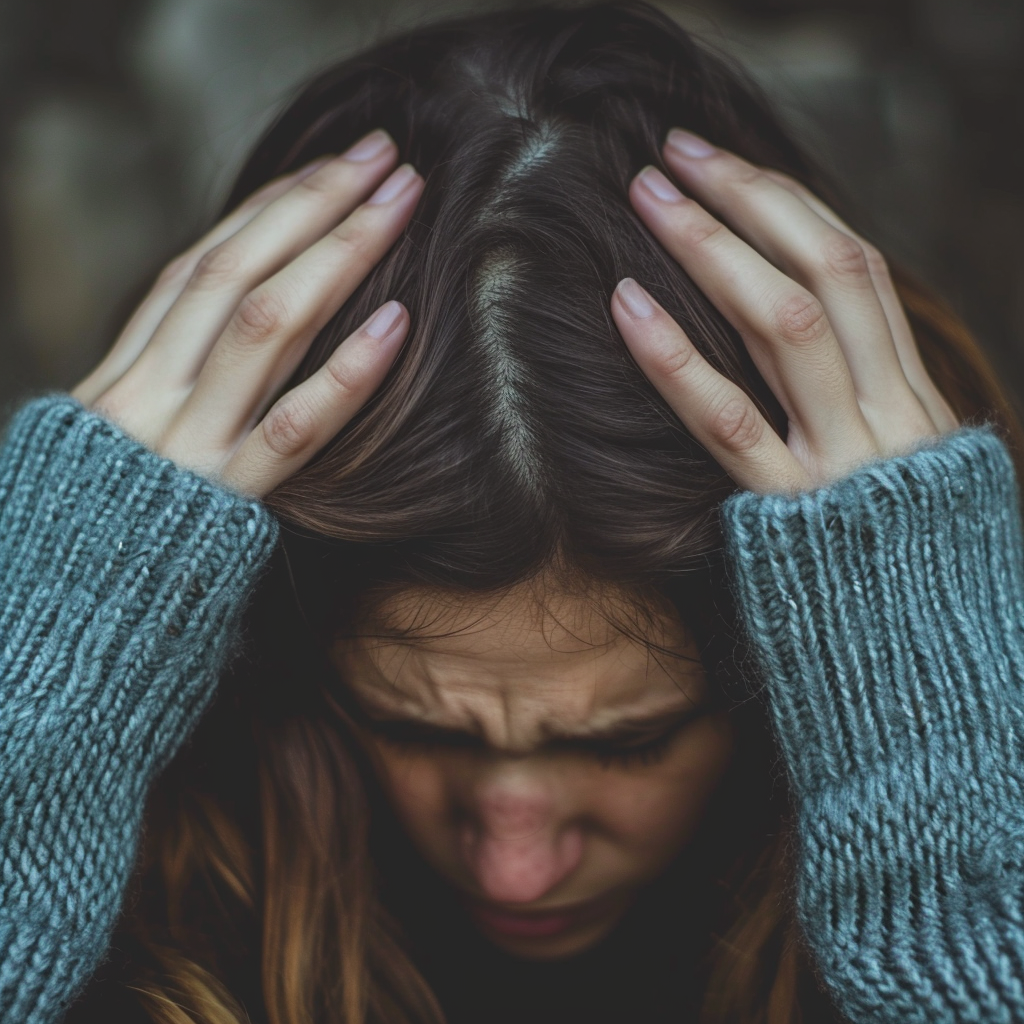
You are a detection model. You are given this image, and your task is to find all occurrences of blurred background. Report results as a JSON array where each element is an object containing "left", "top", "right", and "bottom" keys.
[{"left": 1, "top": 0, "right": 1022, "bottom": 418}]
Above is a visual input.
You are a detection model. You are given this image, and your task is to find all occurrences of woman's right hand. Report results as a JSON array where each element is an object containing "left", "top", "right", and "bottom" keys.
[{"left": 70, "top": 128, "right": 423, "bottom": 500}]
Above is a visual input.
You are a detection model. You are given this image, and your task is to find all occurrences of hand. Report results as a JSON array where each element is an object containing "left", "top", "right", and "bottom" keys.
[
  {"left": 71, "top": 129, "right": 423, "bottom": 500},
  {"left": 611, "top": 129, "right": 960, "bottom": 496}
]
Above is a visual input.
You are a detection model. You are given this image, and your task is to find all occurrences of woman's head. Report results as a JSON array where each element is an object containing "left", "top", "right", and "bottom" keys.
[
  {"left": 226, "top": 0, "right": 794, "bottom": 970},
  {"left": 332, "top": 575, "right": 735, "bottom": 960},
  {"left": 93, "top": 3, "right": 1022, "bottom": 1023}
]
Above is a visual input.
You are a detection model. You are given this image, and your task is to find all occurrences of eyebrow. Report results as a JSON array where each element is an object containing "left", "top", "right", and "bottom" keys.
[{"left": 345, "top": 694, "right": 709, "bottom": 751}]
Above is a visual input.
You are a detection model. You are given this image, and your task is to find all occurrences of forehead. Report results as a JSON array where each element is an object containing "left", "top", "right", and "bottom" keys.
[{"left": 331, "top": 583, "right": 706, "bottom": 728}]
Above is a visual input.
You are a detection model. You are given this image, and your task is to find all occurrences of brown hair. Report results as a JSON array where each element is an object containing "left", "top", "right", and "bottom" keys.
[{"left": 66, "top": 3, "right": 1024, "bottom": 1022}]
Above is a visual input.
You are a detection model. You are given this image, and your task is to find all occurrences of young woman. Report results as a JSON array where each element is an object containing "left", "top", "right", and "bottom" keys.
[{"left": 2, "top": 2, "right": 1023, "bottom": 1022}]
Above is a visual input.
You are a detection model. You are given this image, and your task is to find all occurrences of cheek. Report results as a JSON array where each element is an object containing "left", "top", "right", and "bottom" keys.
[
  {"left": 369, "top": 745, "right": 462, "bottom": 861},
  {"left": 589, "top": 714, "right": 737, "bottom": 862},
  {"left": 369, "top": 716, "right": 737, "bottom": 871}
]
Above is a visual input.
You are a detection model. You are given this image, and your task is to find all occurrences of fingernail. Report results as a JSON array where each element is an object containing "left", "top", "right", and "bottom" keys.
[
  {"left": 638, "top": 167, "right": 683, "bottom": 203},
  {"left": 617, "top": 278, "right": 656, "bottom": 318},
  {"left": 344, "top": 129, "right": 393, "bottom": 162},
  {"left": 365, "top": 300, "right": 404, "bottom": 339},
  {"left": 367, "top": 164, "right": 419, "bottom": 205},
  {"left": 666, "top": 129, "right": 716, "bottom": 159},
  {"left": 294, "top": 155, "right": 335, "bottom": 180}
]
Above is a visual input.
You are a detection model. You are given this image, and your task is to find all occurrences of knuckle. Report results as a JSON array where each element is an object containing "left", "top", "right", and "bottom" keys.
[
  {"left": 725, "top": 161, "right": 765, "bottom": 193},
  {"left": 860, "top": 241, "right": 890, "bottom": 279},
  {"left": 295, "top": 167, "right": 341, "bottom": 197},
  {"left": 709, "top": 397, "right": 764, "bottom": 454},
  {"left": 818, "top": 232, "right": 870, "bottom": 281},
  {"left": 323, "top": 356, "right": 363, "bottom": 399},
  {"left": 261, "top": 400, "right": 315, "bottom": 458},
  {"left": 233, "top": 290, "right": 290, "bottom": 344},
  {"left": 762, "top": 168, "right": 799, "bottom": 192},
  {"left": 684, "top": 214, "right": 727, "bottom": 249},
  {"left": 191, "top": 245, "right": 244, "bottom": 289},
  {"left": 157, "top": 254, "right": 192, "bottom": 286},
  {"left": 656, "top": 339, "right": 701, "bottom": 382},
  {"left": 769, "top": 291, "right": 830, "bottom": 347},
  {"left": 328, "top": 220, "right": 367, "bottom": 253}
]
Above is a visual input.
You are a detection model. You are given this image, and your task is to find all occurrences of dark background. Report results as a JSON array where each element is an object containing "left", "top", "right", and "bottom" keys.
[{"left": 2, "top": 0, "right": 1022, "bottom": 417}]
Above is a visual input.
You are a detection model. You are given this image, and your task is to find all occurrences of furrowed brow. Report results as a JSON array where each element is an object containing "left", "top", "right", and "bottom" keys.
[
  {"left": 348, "top": 692, "right": 706, "bottom": 749},
  {"left": 547, "top": 704, "right": 707, "bottom": 746}
]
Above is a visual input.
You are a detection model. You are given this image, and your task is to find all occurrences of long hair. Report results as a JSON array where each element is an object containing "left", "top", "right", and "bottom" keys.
[{"left": 66, "top": 3, "right": 1024, "bottom": 1022}]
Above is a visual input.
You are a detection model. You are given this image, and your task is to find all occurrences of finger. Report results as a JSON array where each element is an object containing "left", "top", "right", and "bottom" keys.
[
  {"left": 662, "top": 135, "right": 926, "bottom": 436},
  {"left": 629, "top": 166, "right": 876, "bottom": 463},
  {"left": 179, "top": 165, "right": 424, "bottom": 444},
  {"left": 759, "top": 167, "right": 958, "bottom": 432},
  {"left": 217, "top": 301, "right": 410, "bottom": 499},
  {"left": 612, "top": 278, "right": 810, "bottom": 494},
  {"left": 70, "top": 154, "right": 335, "bottom": 406},
  {"left": 132, "top": 130, "right": 400, "bottom": 390}
]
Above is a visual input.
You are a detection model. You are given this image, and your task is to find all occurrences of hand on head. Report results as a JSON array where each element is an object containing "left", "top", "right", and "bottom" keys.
[
  {"left": 73, "top": 123, "right": 957, "bottom": 502},
  {"left": 612, "top": 129, "right": 960, "bottom": 495},
  {"left": 71, "top": 129, "right": 421, "bottom": 500}
]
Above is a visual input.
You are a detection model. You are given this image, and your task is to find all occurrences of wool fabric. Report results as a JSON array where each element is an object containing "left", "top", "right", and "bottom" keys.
[
  {"left": 722, "top": 426, "right": 1024, "bottom": 1023},
  {"left": 1, "top": 392, "right": 1024, "bottom": 1023},
  {"left": 0, "top": 394, "right": 279, "bottom": 1023}
]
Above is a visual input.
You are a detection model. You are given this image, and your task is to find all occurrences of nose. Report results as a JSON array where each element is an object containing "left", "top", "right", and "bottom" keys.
[{"left": 459, "top": 773, "right": 584, "bottom": 904}]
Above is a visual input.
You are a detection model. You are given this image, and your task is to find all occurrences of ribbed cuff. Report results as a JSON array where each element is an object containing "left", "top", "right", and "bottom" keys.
[
  {"left": 721, "top": 425, "right": 1024, "bottom": 804},
  {"left": 0, "top": 392, "right": 282, "bottom": 1021},
  {"left": 0, "top": 391, "right": 280, "bottom": 792}
]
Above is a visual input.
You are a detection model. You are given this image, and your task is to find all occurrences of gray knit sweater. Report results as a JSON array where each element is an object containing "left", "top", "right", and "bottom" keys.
[{"left": 2, "top": 392, "right": 1024, "bottom": 1023}]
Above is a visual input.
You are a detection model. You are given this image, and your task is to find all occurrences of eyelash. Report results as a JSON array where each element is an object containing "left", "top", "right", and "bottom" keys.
[
  {"left": 592, "top": 729, "right": 679, "bottom": 769},
  {"left": 369, "top": 722, "right": 683, "bottom": 769}
]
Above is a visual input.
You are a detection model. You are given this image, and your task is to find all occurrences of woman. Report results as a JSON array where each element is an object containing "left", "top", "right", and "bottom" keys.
[{"left": 2, "top": 2, "right": 1023, "bottom": 1021}]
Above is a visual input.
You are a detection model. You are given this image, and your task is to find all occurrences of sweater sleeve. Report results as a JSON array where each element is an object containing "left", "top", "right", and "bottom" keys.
[
  {"left": 0, "top": 392, "right": 280, "bottom": 1024},
  {"left": 721, "top": 425, "right": 1024, "bottom": 1023}
]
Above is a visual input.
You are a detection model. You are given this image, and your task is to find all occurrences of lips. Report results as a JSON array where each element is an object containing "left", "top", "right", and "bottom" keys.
[{"left": 463, "top": 893, "right": 611, "bottom": 939}]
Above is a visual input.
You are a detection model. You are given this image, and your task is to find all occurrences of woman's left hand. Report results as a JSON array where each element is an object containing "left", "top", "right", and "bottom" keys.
[{"left": 611, "top": 129, "right": 960, "bottom": 495}]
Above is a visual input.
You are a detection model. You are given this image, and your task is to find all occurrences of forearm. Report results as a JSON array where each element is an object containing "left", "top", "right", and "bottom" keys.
[
  {"left": 0, "top": 394, "right": 279, "bottom": 1023},
  {"left": 722, "top": 425, "right": 1024, "bottom": 1023}
]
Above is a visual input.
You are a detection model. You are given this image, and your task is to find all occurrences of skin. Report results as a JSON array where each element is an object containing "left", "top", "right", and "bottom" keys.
[
  {"left": 71, "top": 123, "right": 960, "bottom": 959},
  {"left": 331, "top": 583, "right": 735, "bottom": 959}
]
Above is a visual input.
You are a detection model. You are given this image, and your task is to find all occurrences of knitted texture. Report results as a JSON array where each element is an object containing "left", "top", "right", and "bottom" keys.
[
  {"left": 0, "top": 393, "right": 279, "bottom": 1024},
  {"left": 4, "top": 394, "right": 1024, "bottom": 1024},
  {"left": 722, "top": 426, "right": 1024, "bottom": 1023}
]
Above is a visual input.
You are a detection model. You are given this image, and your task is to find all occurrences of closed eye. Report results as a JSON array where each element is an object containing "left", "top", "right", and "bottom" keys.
[
  {"left": 361, "top": 709, "right": 705, "bottom": 769},
  {"left": 557, "top": 719, "right": 697, "bottom": 769},
  {"left": 363, "top": 718, "right": 487, "bottom": 751}
]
